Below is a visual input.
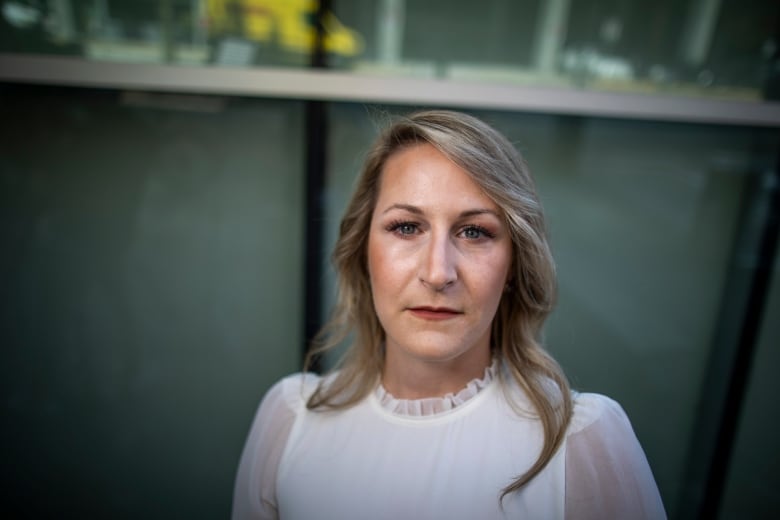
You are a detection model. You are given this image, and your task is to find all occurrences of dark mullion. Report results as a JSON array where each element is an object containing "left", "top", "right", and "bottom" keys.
[{"left": 302, "top": 0, "right": 331, "bottom": 371}]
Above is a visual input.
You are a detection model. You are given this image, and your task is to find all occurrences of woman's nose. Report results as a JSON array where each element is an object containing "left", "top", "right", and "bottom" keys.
[{"left": 419, "top": 232, "right": 457, "bottom": 291}]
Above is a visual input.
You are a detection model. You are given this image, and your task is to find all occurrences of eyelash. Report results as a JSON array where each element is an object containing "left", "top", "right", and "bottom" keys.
[{"left": 385, "top": 220, "right": 495, "bottom": 240}]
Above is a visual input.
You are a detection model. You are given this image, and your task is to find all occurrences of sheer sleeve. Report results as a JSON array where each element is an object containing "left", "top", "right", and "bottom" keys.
[
  {"left": 231, "top": 378, "right": 298, "bottom": 520},
  {"left": 564, "top": 394, "right": 667, "bottom": 520}
]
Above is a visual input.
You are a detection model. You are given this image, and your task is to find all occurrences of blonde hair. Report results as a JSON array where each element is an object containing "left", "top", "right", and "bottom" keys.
[{"left": 305, "top": 110, "right": 573, "bottom": 497}]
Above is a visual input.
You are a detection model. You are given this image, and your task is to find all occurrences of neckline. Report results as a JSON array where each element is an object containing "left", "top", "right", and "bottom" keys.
[{"left": 373, "top": 359, "right": 498, "bottom": 417}]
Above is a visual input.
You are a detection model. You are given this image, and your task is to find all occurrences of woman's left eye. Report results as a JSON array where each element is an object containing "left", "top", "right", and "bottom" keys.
[{"left": 460, "top": 225, "right": 494, "bottom": 240}]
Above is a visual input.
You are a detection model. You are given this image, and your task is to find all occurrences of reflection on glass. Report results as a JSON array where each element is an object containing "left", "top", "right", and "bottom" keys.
[{"left": 0, "top": 0, "right": 777, "bottom": 99}]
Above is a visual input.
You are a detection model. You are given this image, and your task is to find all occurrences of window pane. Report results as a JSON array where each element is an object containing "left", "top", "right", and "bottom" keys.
[{"left": 0, "top": 84, "right": 304, "bottom": 517}]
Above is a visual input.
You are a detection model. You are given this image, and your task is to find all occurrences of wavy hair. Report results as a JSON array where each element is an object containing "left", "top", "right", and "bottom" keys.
[{"left": 304, "top": 110, "right": 573, "bottom": 497}]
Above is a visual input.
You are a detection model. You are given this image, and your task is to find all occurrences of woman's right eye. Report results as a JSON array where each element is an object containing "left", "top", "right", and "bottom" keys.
[{"left": 388, "top": 221, "right": 419, "bottom": 236}]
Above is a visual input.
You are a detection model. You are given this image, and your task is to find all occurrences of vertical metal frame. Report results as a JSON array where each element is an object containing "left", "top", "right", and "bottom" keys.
[{"left": 302, "top": 0, "right": 332, "bottom": 371}]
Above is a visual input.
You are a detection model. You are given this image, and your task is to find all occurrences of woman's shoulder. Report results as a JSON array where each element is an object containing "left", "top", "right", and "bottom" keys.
[
  {"left": 262, "top": 371, "right": 323, "bottom": 412},
  {"left": 564, "top": 392, "right": 667, "bottom": 518},
  {"left": 567, "top": 392, "right": 632, "bottom": 437}
]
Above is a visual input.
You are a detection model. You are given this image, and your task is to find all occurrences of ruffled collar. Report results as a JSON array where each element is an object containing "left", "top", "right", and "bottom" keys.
[{"left": 374, "top": 359, "right": 498, "bottom": 417}]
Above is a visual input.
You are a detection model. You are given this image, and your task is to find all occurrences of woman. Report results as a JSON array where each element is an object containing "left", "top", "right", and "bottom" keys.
[{"left": 233, "top": 110, "right": 666, "bottom": 519}]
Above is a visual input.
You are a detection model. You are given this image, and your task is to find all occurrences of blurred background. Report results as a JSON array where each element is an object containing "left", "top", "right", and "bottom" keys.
[{"left": 0, "top": 0, "right": 779, "bottom": 518}]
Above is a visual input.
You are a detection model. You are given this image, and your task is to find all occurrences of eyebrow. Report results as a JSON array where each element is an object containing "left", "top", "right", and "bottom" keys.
[{"left": 381, "top": 203, "right": 500, "bottom": 219}]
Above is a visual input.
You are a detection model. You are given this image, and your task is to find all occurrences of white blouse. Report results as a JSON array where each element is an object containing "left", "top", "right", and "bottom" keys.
[{"left": 232, "top": 363, "right": 666, "bottom": 519}]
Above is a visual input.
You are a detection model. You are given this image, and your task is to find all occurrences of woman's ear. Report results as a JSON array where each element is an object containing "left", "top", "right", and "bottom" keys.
[{"left": 504, "top": 264, "right": 516, "bottom": 292}]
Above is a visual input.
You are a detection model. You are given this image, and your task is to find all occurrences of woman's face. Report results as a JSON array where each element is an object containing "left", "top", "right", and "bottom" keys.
[{"left": 367, "top": 143, "right": 513, "bottom": 370}]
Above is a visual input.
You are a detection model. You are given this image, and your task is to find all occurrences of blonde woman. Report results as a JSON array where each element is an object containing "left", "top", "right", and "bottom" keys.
[{"left": 233, "top": 110, "right": 666, "bottom": 519}]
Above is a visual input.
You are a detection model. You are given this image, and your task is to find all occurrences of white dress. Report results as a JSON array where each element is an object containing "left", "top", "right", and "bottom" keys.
[{"left": 232, "top": 362, "right": 666, "bottom": 519}]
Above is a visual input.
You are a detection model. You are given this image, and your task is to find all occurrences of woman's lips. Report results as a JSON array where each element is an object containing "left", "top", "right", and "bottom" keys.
[{"left": 407, "top": 306, "right": 462, "bottom": 320}]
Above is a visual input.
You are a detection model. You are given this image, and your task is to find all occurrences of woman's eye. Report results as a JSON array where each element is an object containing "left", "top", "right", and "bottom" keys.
[
  {"left": 389, "top": 222, "right": 419, "bottom": 236},
  {"left": 461, "top": 226, "right": 493, "bottom": 240}
]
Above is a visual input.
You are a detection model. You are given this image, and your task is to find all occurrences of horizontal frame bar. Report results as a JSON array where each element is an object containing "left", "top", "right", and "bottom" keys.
[{"left": 2, "top": 53, "right": 779, "bottom": 127}]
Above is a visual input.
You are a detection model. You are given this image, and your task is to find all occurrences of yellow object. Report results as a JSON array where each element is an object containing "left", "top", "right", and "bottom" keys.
[{"left": 206, "top": 0, "right": 363, "bottom": 57}]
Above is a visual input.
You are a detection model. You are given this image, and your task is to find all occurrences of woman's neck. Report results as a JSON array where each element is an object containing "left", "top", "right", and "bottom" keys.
[{"left": 381, "top": 346, "right": 492, "bottom": 399}]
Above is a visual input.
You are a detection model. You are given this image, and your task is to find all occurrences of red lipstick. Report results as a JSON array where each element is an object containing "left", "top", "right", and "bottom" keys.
[{"left": 408, "top": 306, "right": 462, "bottom": 320}]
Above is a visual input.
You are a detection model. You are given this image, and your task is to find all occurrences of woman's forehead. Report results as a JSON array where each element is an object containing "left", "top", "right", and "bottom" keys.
[{"left": 375, "top": 143, "right": 501, "bottom": 214}]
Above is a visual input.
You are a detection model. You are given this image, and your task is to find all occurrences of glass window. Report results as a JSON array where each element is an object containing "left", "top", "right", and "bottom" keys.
[{"left": 0, "top": 83, "right": 305, "bottom": 517}]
